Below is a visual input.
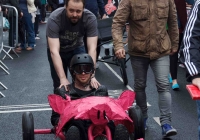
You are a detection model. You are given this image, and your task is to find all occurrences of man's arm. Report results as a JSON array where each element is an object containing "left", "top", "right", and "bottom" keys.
[
  {"left": 48, "top": 37, "right": 70, "bottom": 88},
  {"left": 87, "top": 36, "right": 98, "bottom": 65},
  {"left": 112, "top": 0, "right": 130, "bottom": 58},
  {"left": 179, "top": 1, "right": 200, "bottom": 88}
]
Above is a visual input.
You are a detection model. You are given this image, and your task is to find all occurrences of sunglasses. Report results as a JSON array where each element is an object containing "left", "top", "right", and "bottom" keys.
[{"left": 73, "top": 64, "right": 93, "bottom": 74}]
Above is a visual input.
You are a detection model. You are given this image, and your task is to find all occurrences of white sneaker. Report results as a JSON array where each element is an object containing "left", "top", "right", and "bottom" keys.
[{"left": 35, "top": 37, "right": 40, "bottom": 40}]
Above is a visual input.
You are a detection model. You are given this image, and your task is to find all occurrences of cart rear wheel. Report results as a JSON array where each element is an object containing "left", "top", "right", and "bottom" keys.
[
  {"left": 118, "top": 58, "right": 128, "bottom": 85},
  {"left": 22, "top": 112, "right": 34, "bottom": 140},
  {"left": 128, "top": 105, "right": 145, "bottom": 140}
]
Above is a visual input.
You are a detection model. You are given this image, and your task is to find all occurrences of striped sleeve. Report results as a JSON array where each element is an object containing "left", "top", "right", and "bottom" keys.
[{"left": 181, "top": 0, "right": 200, "bottom": 77}]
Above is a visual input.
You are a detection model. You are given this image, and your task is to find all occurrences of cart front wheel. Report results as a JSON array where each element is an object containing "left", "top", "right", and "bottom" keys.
[{"left": 22, "top": 111, "right": 34, "bottom": 140}]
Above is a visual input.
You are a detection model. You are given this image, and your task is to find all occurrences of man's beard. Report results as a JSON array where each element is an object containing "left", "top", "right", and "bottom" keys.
[{"left": 70, "top": 17, "right": 79, "bottom": 24}]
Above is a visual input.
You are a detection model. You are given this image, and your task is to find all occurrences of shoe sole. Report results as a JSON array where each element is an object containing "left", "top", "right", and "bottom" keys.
[{"left": 163, "top": 130, "right": 177, "bottom": 137}]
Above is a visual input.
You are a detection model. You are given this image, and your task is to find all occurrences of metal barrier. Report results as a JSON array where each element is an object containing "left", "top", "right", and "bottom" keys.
[
  {"left": 0, "top": 12, "right": 8, "bottom": 97},
  {"left": 1, "top": 5, "right": 19, "bottom": 60}
]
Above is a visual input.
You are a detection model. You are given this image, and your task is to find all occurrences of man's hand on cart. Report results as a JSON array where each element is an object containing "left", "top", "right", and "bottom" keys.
[
  {"left": 115, "top": 48, "right": 126, "bottom": 59},
  {"left": 192, "top": 78, "right": 200, "bottom": 90}
]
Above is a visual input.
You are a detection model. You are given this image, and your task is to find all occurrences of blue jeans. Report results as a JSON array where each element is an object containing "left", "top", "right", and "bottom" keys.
[
  {"left": 130, "top": 55, "right": 172, "bottom": 125},
  {"left": 20, "top": 9, "right": 35, "bottom": 48},
  {"left": 47, "top": 46, "right": 86, "bottom": 90},
  {"left": 197, "top": 100, "right": 200, "bottom": 140}
]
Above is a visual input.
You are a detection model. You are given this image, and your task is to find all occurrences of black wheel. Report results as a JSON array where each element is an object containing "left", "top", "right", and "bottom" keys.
[
  {"left": 114, "top": 124, "right": 129, "bottom": 140},
  {"left": 118, "top": 58, "right": 128, "bottom": 85},
  {"left": 22, "top": 112, "right": 34, "bottom": 140},
  {"left": 95, "top": 135, "right": 107, "bottom": 140},
  {"left": 65, "top": 125, "right": 81, "bottom": 140},
  {"left": 128, "top": 105, "right": 145, "bottom": 140}
]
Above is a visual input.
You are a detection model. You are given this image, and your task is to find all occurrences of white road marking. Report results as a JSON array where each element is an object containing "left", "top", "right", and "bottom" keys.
[
  {"left": 153, "top": 117, "right": 161, "bottom": 126},
  {"left": 0, "top": 103, "right": 50, "bottom": 109},
  {"left": 0, "top": 108, "right": 52, "bottom": 113}
]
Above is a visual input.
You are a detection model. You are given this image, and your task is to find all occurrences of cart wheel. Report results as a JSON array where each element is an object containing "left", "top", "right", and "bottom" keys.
[
  {"left": 118, "top": 58, "right": 128, "bottom": 85},
  {"left": 22, "top": 112, "right": 34, "bottom": 140},
  {"left": 128, "top": 105, "right": 145, "bottom": 140},
  {"left": 95, "top": 135, "right": 107, "bottom": 140}
]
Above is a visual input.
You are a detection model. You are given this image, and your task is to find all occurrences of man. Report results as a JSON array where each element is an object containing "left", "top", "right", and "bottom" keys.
[
  {"left": 51, "top": 53, "right": 128, "bottom": 140},
  {"left": 47, "top": 0, "right": 65, "bottom": 11},
  {"left": 46, "top": 0, "right": 100, "bottom": 92},
  {"left": 179, "top": 0, "right": 200, "bottom": 139},
  {"left": 112, "top": 0, "right": 179, "bottom": 138}
]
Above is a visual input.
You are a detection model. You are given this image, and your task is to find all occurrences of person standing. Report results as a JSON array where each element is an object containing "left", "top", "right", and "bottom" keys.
[
  {"left": 169, "top": 0, "right": 187, "bottom": 90},
  {"left": 46, "top": 0, "right": 100, "bottom": 92},
  {"left": 40, "top": 0, "right": 47, "bottom": 23},
  {"left": 17, "top": 0, "right": 36, "bottom": 51},
  {"left": 112, "top": 0, "right": 179, "bottom": 138},
  {"left": 179, "top": 0, "right": 200, "bottom": 139}
]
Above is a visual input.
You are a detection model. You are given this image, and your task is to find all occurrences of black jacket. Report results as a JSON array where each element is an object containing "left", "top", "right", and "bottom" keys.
[
  {"left": 179, "top": 1, "right": 200, "bottom": 82},
  {"left": 7, "top": 0, "right": 21, "bottom": 15}
]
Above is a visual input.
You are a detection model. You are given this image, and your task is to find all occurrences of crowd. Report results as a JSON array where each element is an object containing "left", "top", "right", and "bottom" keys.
[{"left": 1, "top": 0, "right": 200, "bottom": 139}]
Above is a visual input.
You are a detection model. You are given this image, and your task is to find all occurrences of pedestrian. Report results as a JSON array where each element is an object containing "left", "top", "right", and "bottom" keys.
[
  {"left": 4, "top": 0, "right": 23, "bottom": 53},
  {"left": 34, "top": 0, "right": 41, "bottom": 39},
  {"left": 112, "top": 0, "right": 179, "bottom": 138},
  {"left": 179, "top": 0, "right": 200, "bottom": 139},
  {"left": 40, "top": 0, "right": 47, "bottom": 23},
  {"left": 46, "top": 0, "right": 100, "bottom": 92},
  {"left": 17, "top": 0, "right": 36, "bottom": 51},
  {"left": 169, "top": 0, "right": 187, "bottom": 90}
]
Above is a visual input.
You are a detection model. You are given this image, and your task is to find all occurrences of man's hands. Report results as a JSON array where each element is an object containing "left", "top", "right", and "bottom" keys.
[
  {"left": 192, "top": 78, "right": 200, "bottom": 90},
  {"left": 90, "top": 77, "right": 101, "bottom": 89},
  {"left": 115, "top": 48, "right": 126, "bottom": 59},
  {"left": 59, "top": 78, "right": 70, "bottom": 91}
]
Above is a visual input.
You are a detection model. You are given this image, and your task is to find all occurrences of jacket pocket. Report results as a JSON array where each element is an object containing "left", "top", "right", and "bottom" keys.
[
  {"left": 156, "top": 1, "right": 169, "bottom": 18},
  {"left": 158, "top": 33, "right": 171, "bottom": 53},
  {"left": 132, "top": 5, "right": 149, "bottom": 21},
  {"left": 129, "top": 34, "right": 147, "bottom": 53}
]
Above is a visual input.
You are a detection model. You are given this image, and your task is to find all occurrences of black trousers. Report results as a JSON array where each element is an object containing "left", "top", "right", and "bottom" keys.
[
  {"left": 40, "top": 4, "right": 46, "bottom": 21},
  {"left": 170, "top": 33, "right": 183, "bottom": 80}
]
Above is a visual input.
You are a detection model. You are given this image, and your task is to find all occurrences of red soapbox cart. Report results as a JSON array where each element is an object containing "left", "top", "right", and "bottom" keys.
[{"left": 22, "top": 90, "right": 145, "bottom": 140}]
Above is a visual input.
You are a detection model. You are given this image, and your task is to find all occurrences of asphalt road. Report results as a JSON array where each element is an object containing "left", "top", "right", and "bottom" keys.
[{"left": 0, "top": 19, "right": 198, "bottom": 140}]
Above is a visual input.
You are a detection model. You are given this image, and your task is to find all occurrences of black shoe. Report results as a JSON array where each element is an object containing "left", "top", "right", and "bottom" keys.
[
  {"left": 65, "top": 125, "right": 81, "bottom": 140},
  {"left": 114, "top": 124, "right": 129, "bottom": 140}
]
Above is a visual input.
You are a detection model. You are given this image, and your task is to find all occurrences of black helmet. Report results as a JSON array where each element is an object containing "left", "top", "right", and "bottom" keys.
[{"left": 70, "top": 53, "right": 94, "bottom": 76}]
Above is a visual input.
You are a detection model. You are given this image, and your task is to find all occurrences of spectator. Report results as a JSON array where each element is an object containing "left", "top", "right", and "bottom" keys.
[
  {"left": 179, "top": 0, "right": 200, "bottom": 139},
  {"left": 46, "top": 0, "right": 100, "bottom": 93},
  {"left": 40, "top": 0, "right": 47, "bottom": 23},
  {"left": 17, "top": 0, "right": 36, "bottom": 51},
  {"left": 169, "top": 0, "right": 187, "bottom": 90},
  {"left": 3, "top": 0, "right": 23, "bottom": 53},
  {"left": 34, "top": 0, "right": 41, "bottom": 40},
  {"left": 112, "top": 0, "right": 178, "bottom": 138},
  {"left": 47, "top": 0, "right": 65, "bottom": 11}
]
